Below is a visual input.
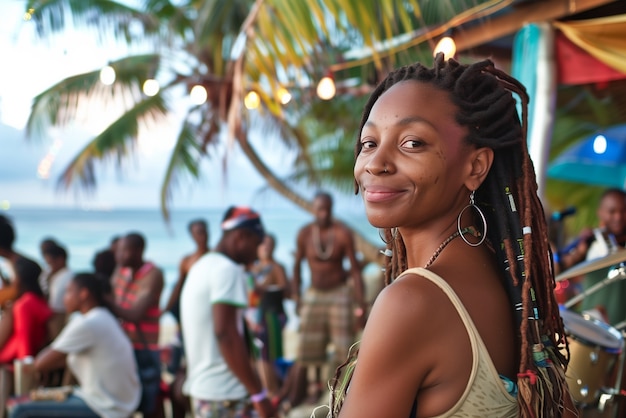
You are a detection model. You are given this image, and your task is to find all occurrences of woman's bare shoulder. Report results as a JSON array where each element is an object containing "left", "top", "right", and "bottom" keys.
[
  {"left": 342, "top": 270, "right": 468, "bottom": 417},
  {"left": 366, "top": 271, "right": 458, "bottom": 344}
]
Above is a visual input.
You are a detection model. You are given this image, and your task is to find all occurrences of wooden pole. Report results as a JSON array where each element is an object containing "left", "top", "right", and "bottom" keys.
[{"left": 454, "top": 0, "right": 618, "bottom": 52}]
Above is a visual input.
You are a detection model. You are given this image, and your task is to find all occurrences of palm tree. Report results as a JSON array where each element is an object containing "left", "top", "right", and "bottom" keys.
[
  {"left": 22, "top": 0, "right": 533, "bottom": 261},
  {"left": 23, "top": 1, "right": 423, "bottom": 200},
  {"left": 20, "top": 0, "right": 426, "bottom": 261}
]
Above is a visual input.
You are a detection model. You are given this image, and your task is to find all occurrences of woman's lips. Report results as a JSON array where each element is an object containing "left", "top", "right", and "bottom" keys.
[{"left": 363, "top": 187, "right": 405, "bottom": 203}]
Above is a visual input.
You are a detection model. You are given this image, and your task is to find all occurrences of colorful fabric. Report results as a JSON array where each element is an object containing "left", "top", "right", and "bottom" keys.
[
  {"left": 554, "top": 15, "right": 626, "bottom": 76},
  {"left": 221, "top": 207, "right": 265, "bottom": 238},
  {"left": 0, "top": 292, "right": 52, "bottom": 364},
  {"left": 256, "top": 310, "right": 286, "bottom": 362},
  {"left": 191, "top": 397, "right": 256, "bottom": 418},
  {"left": 297, "top": 284, "right": 355, "bottom": 366},
  {"left": 113, "top": 263, "right": 160, "bottom": 350}
]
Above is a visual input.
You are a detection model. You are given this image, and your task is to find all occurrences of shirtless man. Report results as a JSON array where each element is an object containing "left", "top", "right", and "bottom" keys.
[{"left": 289, "top": 192, "right": 366, "bottom": 406}]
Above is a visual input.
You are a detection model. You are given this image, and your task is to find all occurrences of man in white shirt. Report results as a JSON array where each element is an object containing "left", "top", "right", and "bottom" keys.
[{"left": 181, "top": 206, "right": 275, "bottom": 418}]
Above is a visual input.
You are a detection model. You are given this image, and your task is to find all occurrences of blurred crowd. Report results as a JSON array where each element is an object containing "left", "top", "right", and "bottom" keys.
[{"left": 0, "top": 192, "right": 383, "bottom": 418}]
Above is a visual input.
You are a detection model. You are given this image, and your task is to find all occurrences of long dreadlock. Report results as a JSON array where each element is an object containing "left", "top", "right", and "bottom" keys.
[{"left": 329, "top": 54, "right": 571, "bottom": 418}]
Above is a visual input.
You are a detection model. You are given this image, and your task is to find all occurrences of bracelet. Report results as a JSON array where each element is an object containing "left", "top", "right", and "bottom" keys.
[{"left": 250, "top": 389, "right": 267, "bottom": 403}]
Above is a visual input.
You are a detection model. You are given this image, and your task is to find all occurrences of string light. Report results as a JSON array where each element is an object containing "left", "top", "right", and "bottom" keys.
[
  {"left": 433, "top": 36, "right": 456, "bottom": 60},
  {"left": 143, "top": 79, "right": 160, "bottom": 96},
  {"left": 99, "top": 65, "right": 116, "bottom": 85},
  {"left": 244, "top": 91, "right": 260, "bottom": 109},
  {"left": 23, "top": 8, "right": 34, "bottom": 21},
  {"left": 277, "top": 87, "right": 292, "bottom": 105},
  {"left": 316, "top": 76, "right": 336, "bottom": 100},
  {"left": 190, "top": 85, "right": 208, "bottom": 105}
]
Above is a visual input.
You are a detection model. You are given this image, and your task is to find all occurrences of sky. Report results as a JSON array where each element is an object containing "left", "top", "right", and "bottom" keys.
[{"left": 0, "top": 1, "right": 360, "bottom": 212}]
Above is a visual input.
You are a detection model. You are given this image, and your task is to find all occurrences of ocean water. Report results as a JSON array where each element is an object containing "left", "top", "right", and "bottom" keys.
[{"left": 2, "top": 206, "right": 380, "bottom": 312}]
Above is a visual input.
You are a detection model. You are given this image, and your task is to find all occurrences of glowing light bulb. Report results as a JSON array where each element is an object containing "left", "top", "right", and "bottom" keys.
[
  {"left": 190, "top": 85, "right": 208, "bottom": 105},
  {"left": 316, "top": 76, "right": 336, "bottom": 100},
  {"left": 99, "top": 65, "right": 116, "bottom": 85},
  {"left": 24, "top": 8, "right": 34, "bottom": 20},
  {"left": 143, "top": 79, "right": 160, "bottom": 96},
  {"left": 244, "top": 91, "right": 260, "bottom": 109},
  {"left": 277, "top": 87, "right": 292, "bottom": 105},
  {"left": 593, "top": 134, "right": 607, "bottom": 154},
  {"left": 434, "top": 36, "right": 457, "bottom": 60}
]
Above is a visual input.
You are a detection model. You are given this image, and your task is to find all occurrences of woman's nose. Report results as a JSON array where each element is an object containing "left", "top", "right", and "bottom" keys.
[{"left": 365, "top": 146, "right": 393, "bottom": 175}]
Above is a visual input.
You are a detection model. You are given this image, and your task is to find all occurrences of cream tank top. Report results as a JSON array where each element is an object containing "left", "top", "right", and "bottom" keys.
[{"left": 400, "top": 267, "right": 519, "bottom": 418}]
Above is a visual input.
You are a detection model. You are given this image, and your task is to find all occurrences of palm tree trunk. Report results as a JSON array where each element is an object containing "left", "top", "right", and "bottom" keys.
[{"left": 236, "top": 134, "right": 380, "bottom": 264}]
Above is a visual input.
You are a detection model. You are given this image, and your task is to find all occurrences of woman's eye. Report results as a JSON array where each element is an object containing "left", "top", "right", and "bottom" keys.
[
  {"left": 360, "top": 138, "right": 377, "bottom": 149},
  {"left": 401, "top": 137, "right": 425, "bottom": 149}
]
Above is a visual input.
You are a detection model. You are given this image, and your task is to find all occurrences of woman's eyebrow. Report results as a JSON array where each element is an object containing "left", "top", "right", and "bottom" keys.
[{"left": 363, "top": 115, "right": 434, "bottom": 129}]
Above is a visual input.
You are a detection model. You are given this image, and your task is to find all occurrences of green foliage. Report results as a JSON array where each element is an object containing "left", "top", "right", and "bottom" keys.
[{"left": 22, "top": 0, "right": 432, "bottom": 219}]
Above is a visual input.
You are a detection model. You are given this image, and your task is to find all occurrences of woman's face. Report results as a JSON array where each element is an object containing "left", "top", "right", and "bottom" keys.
[
  {"left": 63, "top": 280, "right": 80, "bottom": 313},
  {"left": 354, "top": 81, "right": 472, "bottom": 230}
]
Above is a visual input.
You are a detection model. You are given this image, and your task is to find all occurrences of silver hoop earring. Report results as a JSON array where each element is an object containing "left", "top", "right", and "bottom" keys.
[
  {"left": 457, "top": 190, "right": 487, "bottom": 247},
  {"left": 378, "top": 228, "right": 398, "bottom": 244},
  {"left": 378, "top": 228, "right": 389, "bottom": 244}
]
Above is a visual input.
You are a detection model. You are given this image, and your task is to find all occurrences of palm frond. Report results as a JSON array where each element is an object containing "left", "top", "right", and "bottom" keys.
[
  {"left": 160, "top": 118, "right": 204, "bottom": 220},
  {"left": 26, "top": 53, "right": 161, "bottom": 140},
  {"left": 57, "top": 93, "right": 169, "bottom": 188},
  {"left": 25, "top": 0, "right": 160, "bottom": 43}
]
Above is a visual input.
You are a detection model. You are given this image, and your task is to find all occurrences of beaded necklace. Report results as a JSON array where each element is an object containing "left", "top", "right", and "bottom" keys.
[
  {"left": 312, "top": 224, "right": 334, "bottom": 260},
  {"left": 424, "top": 226, "right": 478, "bottom": 268}
]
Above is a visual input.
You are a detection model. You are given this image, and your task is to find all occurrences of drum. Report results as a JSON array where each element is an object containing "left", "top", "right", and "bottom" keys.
[{"left": 561, "top": 309, "right": 624, "bottom": 405}]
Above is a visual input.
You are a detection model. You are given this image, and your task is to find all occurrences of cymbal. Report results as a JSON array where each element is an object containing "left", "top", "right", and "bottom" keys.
[{"left": 556, "top": 249, "right": 626, "bottom": 282}]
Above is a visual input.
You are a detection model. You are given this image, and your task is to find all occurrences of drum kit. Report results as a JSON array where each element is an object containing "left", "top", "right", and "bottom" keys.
[{"left": 555, "top": 249, "right": 626, "bottom": 417}]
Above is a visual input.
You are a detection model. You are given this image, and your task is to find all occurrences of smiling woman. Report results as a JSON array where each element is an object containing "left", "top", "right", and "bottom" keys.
[{"left": 325, "top": 54, "right": 578, "bottom": 418}]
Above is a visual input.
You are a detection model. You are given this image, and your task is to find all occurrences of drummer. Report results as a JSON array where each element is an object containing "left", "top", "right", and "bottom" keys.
[{"left": 574, "top": 188, "right": 626, "bottom": 326}]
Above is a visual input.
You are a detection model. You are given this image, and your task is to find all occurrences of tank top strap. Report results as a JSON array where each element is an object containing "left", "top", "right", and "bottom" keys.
[
  {"left": 398, "top": 267, "right": 481, "bottom": 359},
  {"left": 399, "top": 267, "right": 516, "bottom": 390},
  {"left": 399, "top": 267, "right": 472, "bottom": 321},
  {"left": 398, "top": 267, "right": 518, "bottom": 416}
]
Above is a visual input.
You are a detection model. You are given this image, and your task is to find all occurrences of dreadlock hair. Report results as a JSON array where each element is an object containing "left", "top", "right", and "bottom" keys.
[{"left": 330, "top": 54, "right": 571, "bottom": 418}]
